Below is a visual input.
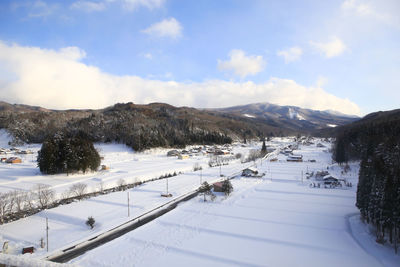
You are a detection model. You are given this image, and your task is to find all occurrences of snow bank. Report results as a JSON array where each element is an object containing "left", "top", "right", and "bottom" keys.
[{"left": 0, "top": 254, "right": 79, "bottom": 267}]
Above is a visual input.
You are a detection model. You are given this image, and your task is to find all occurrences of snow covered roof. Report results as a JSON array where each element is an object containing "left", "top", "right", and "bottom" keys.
[
  {"left": 323, "top": 175, "right": 338, "bottom": 180},
  {"left": 243, "top": 167, "right": 258, "bottom": 173}
]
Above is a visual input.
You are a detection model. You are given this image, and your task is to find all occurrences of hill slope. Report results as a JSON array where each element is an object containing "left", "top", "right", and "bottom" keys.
[
  {"left": 0, "top": 101, "right": 359, "bottom": 149},
  {"left": 212, "top": 102, "right": 358, "bottom": 132}
]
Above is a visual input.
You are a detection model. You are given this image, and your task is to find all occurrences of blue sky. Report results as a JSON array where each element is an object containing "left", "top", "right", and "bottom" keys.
[{"left": 0, "top": 0, "right": 399, "bottom": 115}]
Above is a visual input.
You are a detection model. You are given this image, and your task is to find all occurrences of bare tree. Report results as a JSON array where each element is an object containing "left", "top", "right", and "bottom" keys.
[
  {"left": 12, "top": 190, "right": 27, "bottom": 213},
  {"left": 61, "top": 189, "right": 71, "bottom": 200},
  {"left": 36, "top": 184, "right": 55, "bottom": 209},
  {"left": 98, "top": 181, "right": 105, "bottom": 194},
  {"left": 246, "top": 150, "right": 261, "bottom": 162},
  {"left": 69, "top": 183, "right": 87, "bottom": 200},
  {"left": 0, "top": 192, "right": 12, "bottom": 223},
  {"left": 117, "top": 179, "right": 127, "bottom": 191},
  {"left": 23, "top": 190, "right": 36, "bottom": 210},
  {"left": 193, "top": 163, "right": 202, "bottom": 171}
]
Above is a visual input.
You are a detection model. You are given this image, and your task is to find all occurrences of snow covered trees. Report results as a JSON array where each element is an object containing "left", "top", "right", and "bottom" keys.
[
  {"left": 199, "top": 182, "right": 215, "bottom": 202},
  {"left": 333, "top": 112, "right": 400, "bottom": 253},
  {"left": 222, "top": 180, "right": 233, "bottom": 196},
  {"left": 37, "top": 132, "right": 100, "bottom": 174}
]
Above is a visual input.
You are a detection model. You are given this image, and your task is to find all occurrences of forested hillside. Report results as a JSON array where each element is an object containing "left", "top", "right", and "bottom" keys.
[
  {"left": 0, "top": 102, "right": 287, "bottom": 150},
  {"left": 332, "top": 109, "right": 400, "bottom": 252}
]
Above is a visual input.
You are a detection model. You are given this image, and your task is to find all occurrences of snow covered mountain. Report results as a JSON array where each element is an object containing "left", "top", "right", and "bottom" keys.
[{"left": 211, "top": 102, "right": 359, "bottom": 132}]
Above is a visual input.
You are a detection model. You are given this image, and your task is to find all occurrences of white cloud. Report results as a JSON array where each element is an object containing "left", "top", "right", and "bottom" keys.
[
  {"left": 277, "top": 46, "right": 303, "bottom": 63},
  {"left": 341, "top": 0, "right": 400, "bottom": 29},
  {"left": 142, "top": 18, "right": 183, "bottom": 39},
  {"left": 0, "top": 41, "right": 361, "bottom": 115},
  {"left": 218, "top": 50, "right": 265, "bottom": 78},
  {"left": 316, "top": 76, "right": 328, "bottom": 88},
  {"left": 310, "top": 36, "right": 346, "bottom": 58},
  {"left": 342, "top": 0, "right": 372, "bottom": 16},
  {"left": 25, "top": 0, "right": 57, "bottom": 18},
  {"left": 143, "top": 53, "right": 153, "bottom": 59},
  {"left": 70, "top": 1, "right": 106, "bottom": 12},
  {"left": 122, "top": 0, "right": 165, "bottom": 10}
]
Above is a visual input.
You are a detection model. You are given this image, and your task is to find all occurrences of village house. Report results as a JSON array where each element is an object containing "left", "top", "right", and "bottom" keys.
[
  {"left": 242, "top": 167, "right": 259, "bottom": 177},
  {"left": 178, "top": 154, "right": 190, "bottom": 160},
  {"left": 323, "top": 175, "right": 343, "bottom": 187},
  {"left": 286, "top": 154, "right": 303, "bottom": 162},
  {"left": 167, "top": 150, "right": 180, "bottom": 157},
  {"left": 213, "top": 182, "right": 224, "bottom": 192},
  {"left": 315, "top": 170, "right": 329, "bottom": 181},
  {"left": 5, "top": 157, "right": 22, "bottom": 164}
]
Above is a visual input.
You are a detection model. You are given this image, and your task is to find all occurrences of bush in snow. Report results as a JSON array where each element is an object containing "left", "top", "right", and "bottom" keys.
[
  {"left": 37, "top": 131, "right": 100, "bottom": 174},
  {"left": 86, "top": 216, "right": 95, "bottom": 229},
  {"left": 193, "top": 163, "right": 202, "bottom": 171}
]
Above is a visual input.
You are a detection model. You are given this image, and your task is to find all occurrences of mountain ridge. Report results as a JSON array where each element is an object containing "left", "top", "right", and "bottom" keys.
[{"left": 0, "top": 101, "right": 359, "bottom": 149}]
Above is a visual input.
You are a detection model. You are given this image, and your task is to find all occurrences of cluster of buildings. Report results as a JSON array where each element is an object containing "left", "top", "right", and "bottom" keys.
[
  {"left": 280, "top": 144, "right": 303, "bottom": 162},
  {"left": 167, "top": 144, "right": 233, "bottom": 159},
  {"left": 0, "top": 147, "right": 33, "bottom": 164}
]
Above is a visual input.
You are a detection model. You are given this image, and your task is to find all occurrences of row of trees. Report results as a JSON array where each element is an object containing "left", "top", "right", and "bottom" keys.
[
  {"left": 356, "top": 140, "right": 400, "bottom": 252},
  {"left": 0, "top": 184, "right": 54, "bottom": 223},
  {"left": 0, "top": 182, "right": 94, "bottom": 224},
  {"left": 332, "top": 113, "right": 400, "bottom": 252}
]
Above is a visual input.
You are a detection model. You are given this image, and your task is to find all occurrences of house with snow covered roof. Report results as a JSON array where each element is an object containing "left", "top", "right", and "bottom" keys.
[{"left": 242, "top": 167, "right": 259, "bottom": 177}]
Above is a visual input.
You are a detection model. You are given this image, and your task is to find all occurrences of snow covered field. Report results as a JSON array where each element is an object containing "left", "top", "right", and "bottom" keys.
[
  {"left": 1, "top": 135, "right": 398, "bottom": 266},
  {"left": 72, "top": 151, "right": 399, "bottom": 267}
]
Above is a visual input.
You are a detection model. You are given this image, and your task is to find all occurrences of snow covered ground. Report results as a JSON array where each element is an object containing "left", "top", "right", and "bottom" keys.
[
  {"left": 1, "top": 135, "right": 398, "bottom": 266},
  {"left": 0, "top": 132, "right": 285, "bottom": 259},
  {"left": 72, "top": 142, "right": 399, "bottom": 267},
  {"left": 0, "top": 127, "right": 265, "bottom": 197}
]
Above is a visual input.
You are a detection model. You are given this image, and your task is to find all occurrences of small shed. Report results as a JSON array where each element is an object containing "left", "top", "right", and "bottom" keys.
[
  {"left": 323, "top": 175, "right": 339, "bottom": 185},
  {"left": 101, "top": 165, "right": 109, "bottom": 170},
  {"left": 6, "top": 157, "right": 22, "bottom": 164},
  {"left": 167, "top": 150, "right": 179, "bottom": 157},
  {"left": 242, "top": 167, "right": 258, "bottom": 177},
  {"left": 178, "top": 154, "right": 189, "bottom": 160},
  {"left": 22, "top": 246, "right": 35, "bottom": 254},
  {"left": 287, "top": 154, "right": 303, "bottom": 162},
  {"left": 213, "top": 182, "right": 223, "bottom": 192}
]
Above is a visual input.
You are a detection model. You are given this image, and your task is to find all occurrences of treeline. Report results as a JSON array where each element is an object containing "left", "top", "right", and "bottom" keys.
[
  {"left": 332, "top": 110, "right": 400, "bottom": 252},
  {"left": 70, "top": 108, "right": 233, "bottom": 151},
  {"left": 1, "top": 103, "right": 263, "bottom": 150}
]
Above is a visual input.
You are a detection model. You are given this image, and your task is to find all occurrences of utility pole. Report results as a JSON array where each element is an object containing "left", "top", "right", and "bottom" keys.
[
  {"left": 127, "top": 191, "right": 130, "bottom": 217},
  {"left": 200, "top": 169, "right": 202, "bottom": 184},
  {"left": 46, "top": 217, "right": 49, "bottom": 252}
]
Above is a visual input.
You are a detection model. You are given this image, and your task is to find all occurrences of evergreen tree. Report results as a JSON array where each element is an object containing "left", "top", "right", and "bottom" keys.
[
  {"left": 38, "top": 132, "right": 100, "bottom": 174},
  {"left": 261, "top": 139, "right": 267, "bottom": 155},
  {"left": 222, "top": 180, "right": 233, "bottom": 196}
]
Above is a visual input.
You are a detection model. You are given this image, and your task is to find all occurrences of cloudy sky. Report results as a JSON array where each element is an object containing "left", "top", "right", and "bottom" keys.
[{"left": 0, "top": 0, "right": 399, "bottom": 116}]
